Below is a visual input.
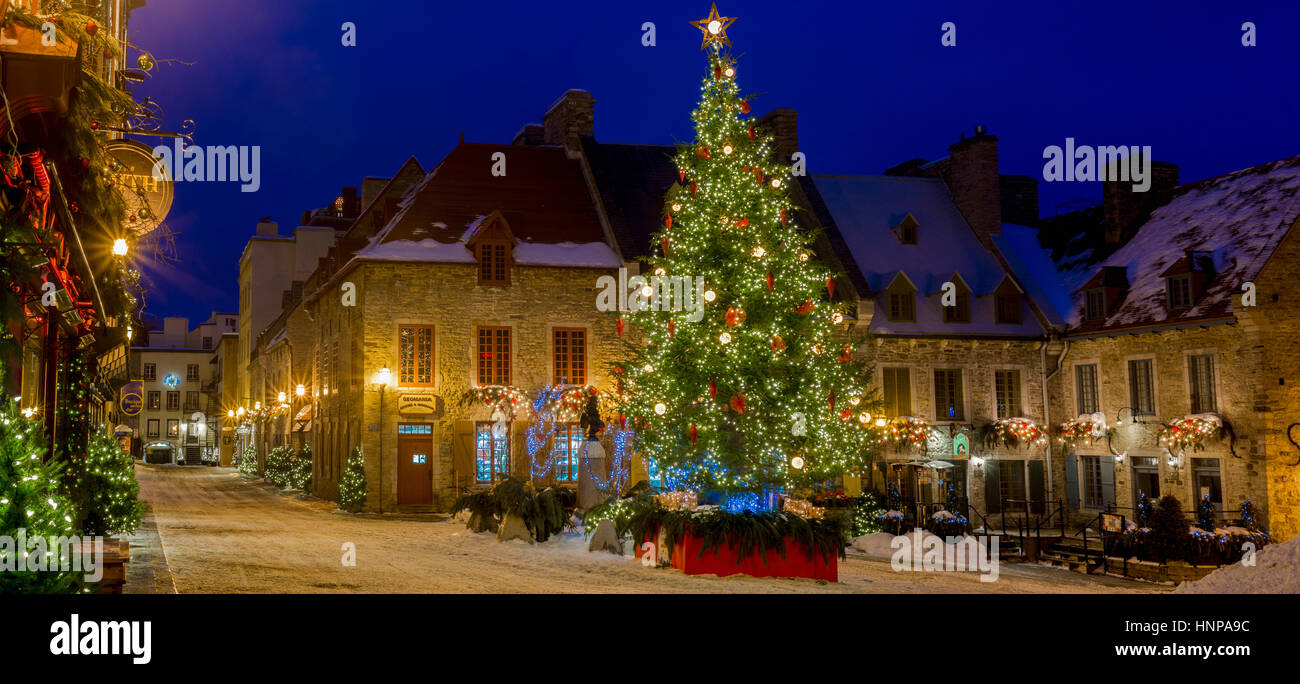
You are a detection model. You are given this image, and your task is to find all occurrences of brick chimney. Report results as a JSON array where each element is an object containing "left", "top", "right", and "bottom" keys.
[
  {"left": 1104, "top": 161, "right": 1179, "bottom": 245},
  {"left": 756, "top": 108, "right": 799, "bottom": 164},
  {"left": 256, "top": 217, "right": 278, "bottom": 237},
  {"left": 542, "top": 90, "right": 595, "bottom": 151},
  {"left": 512, "top": 123, "right": 545, "bottom": 146},
  {"left": 341, "top": 187, "right": 359, "bottom": 217},
  {"left": 947, "top": 126, "right": 1002, "bottom": 248}
]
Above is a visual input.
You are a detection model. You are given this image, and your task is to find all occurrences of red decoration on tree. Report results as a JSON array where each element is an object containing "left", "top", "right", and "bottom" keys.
[
  {"left": 826, "top": 276, "right": 835, "bottom": 299},
  {"left": 689, "top": 181, "right": 697, "bottom": 196},
  {"left": 668, "top": 319, "right": 676, "bottom": 339},
  {"left": 729, "top": 394, "right": 747, "bottom": 414},
  {"left": 725, "top": 306, "right": 745, "bottom": 327},
  {"left": 709, "top": 379, "right": 718, "bottom": 400},
  {"left": 85, "top": 22, "right": 98, "bottom": 36},
  {"left": 828, "top": 389, "right": 836, "bottom": 412},
  {"left": 796, "top": 300, "right": 815, "bottom": 315},
  {"left": 616, "top": 316, "right": 624, "bottom": 338},
  {"left": 780, "top": 207, "right": 788, "bottom": 226},
  {"left": 734, "top": 218, "right": 748, "bottom": 229},
  {"left": 664, "top": 214, "right": 672, "bottom": 229},
  {"left": 90, "top": 121, "right": 99, "bottom": 130},
  {"left": 766, "top": 271, "right": 774, "bottom": 292},
  {"left": 80, "top": 157, "right": 90, "bottom": 168},
  {"left": 690, "top": 423, "right": 698, "bottom": 445},
  {"left": 739, "top": 100, "right": 751, "bottom": 114},
  {"left": 696, "top": 145, "right": 711, "bottom": 159},
  {"left": 714, "top": 64, "right": 723, "bottom": 80},
  {"left": 839, "top": 408, "right": 853, "bottom": 421},
  {"left": 661, "top": 237, "right": 670, "bottom": 255},
  {"left": 679, "top": 168, "right": 686, "bottom": 183},
  {"left": 748, "top": 125, "right": 755, "bottom": 140},
  {"left": 770, "top": 335, "right": 785, "bottom": 352},
  {"left": 754, "top": 167, "right": 764, "bottom": 184},
  {"left": 838, "top": 344, "right": 852, "bottom": 363}
]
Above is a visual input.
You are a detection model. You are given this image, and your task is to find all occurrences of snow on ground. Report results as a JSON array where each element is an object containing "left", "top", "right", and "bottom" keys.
[
  {"left": 133, "top": 464, "right": 1158, "bottom": 594},
  {"left": 1174, "top": 533, "right": 1300, "bottom": 594}
]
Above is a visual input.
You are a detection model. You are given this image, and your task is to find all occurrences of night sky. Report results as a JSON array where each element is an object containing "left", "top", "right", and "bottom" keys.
[{"left": 128, "top": 0, "right": 1300, "bottom": 325}]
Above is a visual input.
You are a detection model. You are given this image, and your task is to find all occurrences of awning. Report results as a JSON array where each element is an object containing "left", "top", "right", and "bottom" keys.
[{"left": 294, "top": 404, "right": 312, "bottom": 432}]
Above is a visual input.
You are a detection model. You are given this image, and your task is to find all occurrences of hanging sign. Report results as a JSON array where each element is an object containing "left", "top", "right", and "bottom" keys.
[
  {"left": 397, "top": 392, "right": 439, "bottom": 415},
  {"left": 107, "top": 139, "right": 174, "bottom": 237},
  {"left": 953, "top": 433, "right": 969, "bottom": 457},
  {"left": 120, "top": 381, "right": 143, "bottom": 416}
]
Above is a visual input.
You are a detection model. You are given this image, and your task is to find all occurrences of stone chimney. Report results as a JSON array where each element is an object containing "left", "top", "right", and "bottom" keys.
[
  {"left": 947, "top": 126, "right": 1002, "bottom": 248},
  {"left": 341, "top": 187, "right": 359, "bottom": 217},
  {"left": 256, "top": 217, "right": 278, "bottom": 237},
  {"left": 512, "top": 123, "right": 545, "bottom": 146},
  {"left": 542, "top": 90, "right": 595, "bottom": 151},
  {"left": 1104, "top": 161, "right": 1179, "bottom": 245},
  {"left": 361, "top": 177, "right": 389, "bottom": 212},
  {"left": 757, "top": 108, "right": 799, "bottom": 164}
]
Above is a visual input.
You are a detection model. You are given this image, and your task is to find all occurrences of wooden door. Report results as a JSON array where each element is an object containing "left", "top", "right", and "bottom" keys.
[{"left": 397, "top": 426, "right": 433, "bottom": 505}]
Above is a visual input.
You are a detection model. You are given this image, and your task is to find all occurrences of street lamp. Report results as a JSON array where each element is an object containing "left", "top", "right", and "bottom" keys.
[
  {"left": 295, "top": 384, "right": 305, "bottom": 398},
  {"left": 278, "top": 391, "right": 287, "bottom": 404},
  {"left": 375, "top": 367, "right": 391, "bottom": 514},
  {"left": 112, "top": 238, "right": 128, "bottom": 256}
]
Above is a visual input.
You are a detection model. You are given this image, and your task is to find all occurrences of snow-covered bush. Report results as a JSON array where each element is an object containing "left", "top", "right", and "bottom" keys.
[
  {"left": 338, "top": 447, "right": 367, "bottom": 512},
  {"left": 237, "top": 444, "right": 258, "bottom": 478},
  {"left": 264, "top": 445, "right": 294, "bottom": 488}
]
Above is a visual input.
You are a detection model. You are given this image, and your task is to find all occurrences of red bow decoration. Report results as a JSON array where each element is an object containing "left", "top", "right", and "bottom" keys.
[
  {"left": 725, "top": 306, "right": 745, "bottom": 327},
  {"left": 729, "top": 394, "right": 747, "bottom": 414},
  {"left": 770, "top": 335, "right": 785, "bottom": 352},
  {"left": 735, "top": 218, "right": 749, "bottom": 229},
  {"left": 664, "top": 214, "right": 672, "bottom": 229},
  {"left": 796, "top": 300, "right": 815, "bottom": 315},
  {"left": 739, "top": 100, "right": 751, "bottom": 114}
]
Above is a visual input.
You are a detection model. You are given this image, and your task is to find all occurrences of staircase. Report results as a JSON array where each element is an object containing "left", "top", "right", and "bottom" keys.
[{"left": 1038, "top": 537, "right": 1107, "bottom": 574}]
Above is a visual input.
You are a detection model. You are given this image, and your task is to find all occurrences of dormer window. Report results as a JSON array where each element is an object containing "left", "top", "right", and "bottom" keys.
[
  {"left": 893, "top": 213, "right": 919, "bottom": 245},
  {"left": 1166, "top": 274, "right": 1193, "bottom": 309},
  {"left": 1084, "top": 289, "right": 1106, "bottom": 321},
  {"left": 886, "top": 274, "right": 916, "bottom": 322},
  {"left": 943, "top": 275, "right": 970, "bottom": 323},
  {"left": 478, "top": 242, "right": 510, "bottom": 285}
]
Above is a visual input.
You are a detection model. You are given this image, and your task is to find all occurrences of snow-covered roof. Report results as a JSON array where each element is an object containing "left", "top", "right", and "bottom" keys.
[
  {"left": 355, "top": 234, "right": 621, "bottom": 268},
  {"left": 808, "top": 175, "right": 1048, "bottom": 335},
  {"left": 1075, "top": 155, "right": 1300, "bottom": 330}
]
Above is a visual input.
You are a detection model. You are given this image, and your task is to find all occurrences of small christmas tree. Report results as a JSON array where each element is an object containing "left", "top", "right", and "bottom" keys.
[
  {"left": 618, "top": 5, "right": 877, "bottom": 500},
  {"left": 63, "top": 427, "right": 145, "bottom": 537},
  {"left": 237, "top": 443, "right": 258, "bottom": 478},
  {"left": 1148, "top": 495, "right": 1189, "bottom": 563},
  {"left": 1197, "top": 493, "right": 1216, "bottom": 531},
  {"left": 0, "top": 397, "right": 82, "bottom": 593},
  {"left": 1135, "top": 492, "right": 1154, "bottom": 528},
  {"left": 291, "top": 444, "right": 313, "bottom": 490},
  {"left": 338, "top": 446, "right": 367, "bottom": 512}
]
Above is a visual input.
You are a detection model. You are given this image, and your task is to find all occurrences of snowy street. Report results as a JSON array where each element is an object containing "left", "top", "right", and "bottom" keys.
[{"left": 133, "top": 464, "right": 1161, "bottom": 594}]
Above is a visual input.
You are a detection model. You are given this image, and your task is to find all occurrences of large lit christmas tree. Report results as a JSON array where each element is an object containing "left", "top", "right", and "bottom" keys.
[{"left": 618, "top": 5, "right": 878, "bottom": 500}]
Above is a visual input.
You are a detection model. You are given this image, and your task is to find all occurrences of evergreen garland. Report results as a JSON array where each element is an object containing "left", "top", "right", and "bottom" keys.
[
  {"left": 62, "top": 426, "right": 144, "bottom": 536},
  {"left": 338, "top": 446, "right": 367, "bottom": 512},
  {"left": 626, "top": 506, "right": 848, "bottom": 567}
]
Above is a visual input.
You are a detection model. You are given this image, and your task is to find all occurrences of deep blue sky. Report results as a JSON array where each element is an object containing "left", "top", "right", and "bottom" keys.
[{"left": 127, "top": 0, "right": 1300, "bottom": 325}]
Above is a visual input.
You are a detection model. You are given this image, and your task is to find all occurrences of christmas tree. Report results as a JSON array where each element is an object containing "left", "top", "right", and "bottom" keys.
[
  {"left": 617, "top": 5, "right": 878, "bottom": 500},
  {"left": 338, "top": 446, "right": 367, "bottom": 512},
  {"left": 63, "top": 426, "right": 145, "bottom": 537},
  {"left": 0, "top": 396, "right": 82, "bottom": 593}
]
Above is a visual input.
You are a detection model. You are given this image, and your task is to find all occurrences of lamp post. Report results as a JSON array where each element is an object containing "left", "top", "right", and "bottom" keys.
[
  {"left": 375, "top": 367, "right": 392, "bottom": 513},
  {"left": 294, "top": 384, "right": 305, "bottom": 449}
]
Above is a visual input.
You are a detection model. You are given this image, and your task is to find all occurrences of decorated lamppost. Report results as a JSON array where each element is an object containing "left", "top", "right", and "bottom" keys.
[{"left": 375, "top": 367, "right": 392, "bottom": 513}]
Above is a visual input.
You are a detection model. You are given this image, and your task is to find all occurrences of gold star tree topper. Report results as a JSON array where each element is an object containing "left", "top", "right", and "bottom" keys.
[{"left": 691, "top": 3, "right": 736, "bottom": 49}]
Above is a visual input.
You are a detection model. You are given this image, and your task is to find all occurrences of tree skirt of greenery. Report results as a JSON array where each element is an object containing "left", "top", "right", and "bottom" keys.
[{"left": 627, "top": 506, "right": 847, "bottom": 567}]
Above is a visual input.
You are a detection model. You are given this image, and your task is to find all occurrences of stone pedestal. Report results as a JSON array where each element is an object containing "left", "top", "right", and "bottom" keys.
[{"left": 578, "top": 440, "right": 607, "bottom": 510}]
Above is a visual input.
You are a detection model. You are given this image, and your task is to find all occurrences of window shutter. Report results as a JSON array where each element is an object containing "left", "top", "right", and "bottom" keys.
[
  {"left": 1065, "top": 454, "right": 1080, "bottom": 509},
  {"left": 452, "top": 420, "right": 474, "bottom": 489},
  {"left": 984, "top": 460, "right": 1001, "bottom": 514},
  {"left": 1028, "top": 460, "right": 1045, "bottom": 514},
  {"left": 1100, "top": 455, "right": 1116, "bottom": 509}
]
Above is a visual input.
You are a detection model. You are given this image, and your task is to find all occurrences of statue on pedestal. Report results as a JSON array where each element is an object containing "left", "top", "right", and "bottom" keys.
[{"left": 577, "top": 391, "right": 606, "bottom": 510}]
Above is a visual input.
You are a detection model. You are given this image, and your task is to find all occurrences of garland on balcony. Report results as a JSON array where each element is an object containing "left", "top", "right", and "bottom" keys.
[
  {"left": 462, "top": 385, "right": 530, "bottom": 420},
  {"left": 1157, "top": 414, "right": 1223, "bottom": 454},
  {"left": 882, "top": 416, "right": 930, "bottom": 453},
  {"left": 1055, "top": 417, "right": 1116, "bottom": 451},
  {"left": 981, "top": 418, "right": 1048, "bottom": 450}
]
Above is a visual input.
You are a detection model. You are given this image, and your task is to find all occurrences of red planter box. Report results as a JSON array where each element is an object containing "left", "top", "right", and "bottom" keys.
[{"left": 637, "top": 526, "right": 838, "bottom": 582}]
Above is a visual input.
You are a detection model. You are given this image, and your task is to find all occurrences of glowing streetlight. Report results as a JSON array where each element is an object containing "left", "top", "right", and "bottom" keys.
[
  {"left": 227, "top": 409, "right": 234, "bottom": 418},
  {"left": 277, "top": 391, "right": 287, "bottom": 403},
  {"left": 375, "top": 367, "right": 392, "bottom": 387},
  {"left": 295, "top": 384, "right": 305, "bottom": 397},
  {"left": 112, "top": 238, "right": 128, "bottom": 256}
]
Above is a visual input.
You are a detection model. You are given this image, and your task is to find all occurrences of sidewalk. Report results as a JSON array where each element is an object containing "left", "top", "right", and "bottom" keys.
[{"left": 119, "top": 502, "right": 178, "bottom": 594}]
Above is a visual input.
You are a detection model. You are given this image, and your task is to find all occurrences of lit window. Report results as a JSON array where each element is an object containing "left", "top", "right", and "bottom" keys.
[
  {"left": 554, "top": 424, "right": 585, "bottom": 482},
  {"left": 553, "top": 329, "right": 587, "bottom": 385},
  {"left": 475, "top": 421, "right": 510, "bottom": 483}
]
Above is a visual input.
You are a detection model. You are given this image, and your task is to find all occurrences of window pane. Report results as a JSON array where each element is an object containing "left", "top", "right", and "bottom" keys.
[
  {"left": 995, "top": 370, "right": 1022, "bottom": 418},
  {"left": 883, "top": 368, "right": 911, "bottom": 416},
  {"left": 1129, "top": 359, "right": 1154, "bottom": 415},
  {"left": 934, "top": 369, "right": 964, "bottom": 421},
  {"left": 1076, "top": 364, "right": 1098, "bottom": 415}
]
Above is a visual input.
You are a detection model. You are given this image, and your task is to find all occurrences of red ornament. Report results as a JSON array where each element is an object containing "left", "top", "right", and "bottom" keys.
[
  {"left": 827, "top": 276, "right": 836, "bottom": 299},
  {"left": 754, "top": 167, "right": 764, "bottom": 184},
  {"left": 689, "top": 182, "right": 697, "bottom": 196},
  {"left": 766, "top": 271, "right": 774, "bottom": 292},
  {"left": 714, "top": 64, "right": 723, "bottom": 80},
  {"left": 690, "top": 423, "right": 698, "bottom": 445},
  {"left": 85, "top": 22, "right": 98, "bottom": 36},
  {"left": 661, "top": 237, "right": 670, "bottom": 255},
  {"left": 828, "top": 390, "right": 836, "bottom": 412},
  {"left": 729, "top": 394, "right": 747, "bottom": 414},
  {"left": 748, "top": 125, "right": 755, "bottom": 140},
  {"left": 838, "top": 344, "right": 852, "bottom": 363},
  {"left": 696, "top": 145, "right": 711, "bottom": 159},
  {"left": 839, "top": 408, "right": 853, "bottom": 421},
  {"left": 780, "top": 207, "right": 788, "bottom": 226},
  {"left": 668, "top": 319, "right": 676, "bottom": 339},
  {"left": 80, "top": 157, "right": 90, "bottom": 168},
  {"left": 739, "top": 100, "right": 751, "bottom": 114},
  {"left": 90, "top": 121, "right": 99, "bottom": 130},
  {"left": 735, "top": 218, "right": 748, "bottom": 229},
  {"left": 679, "top": 168, "right": 686, "bottom": 183},
  {"left": 796, "top": 300, "right": 815, "bottom": 315},
  {"left": 619, "top": 414, "right": 627, "bottom": 429},
  {"left": 725, "top": 306, "right": 745, "bottom": 327},
  {"left": 709, "top": 379, "right": 718, "bottom": 400},
  {"left": 69, "top": 202, "right": 79, "bottom": 214},
  {"left": 770, "top": 336, "right": 785, "bottom": 352},
  {"left": 616, "top": 316, "right": 624, "bottom": 338},
  {"left": 664, "top": 214, "right": 672, "bottom": 229}
]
